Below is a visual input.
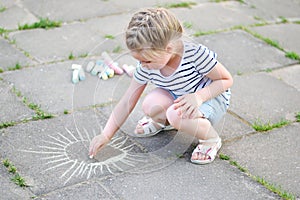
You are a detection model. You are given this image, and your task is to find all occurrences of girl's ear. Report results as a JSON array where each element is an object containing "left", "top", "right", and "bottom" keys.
[{"left": 166, "top": 43, "right": 173, "bottom": 54}]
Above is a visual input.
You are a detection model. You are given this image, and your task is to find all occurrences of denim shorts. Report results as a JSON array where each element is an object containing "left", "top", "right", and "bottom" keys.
[{"left": 169, "top": 91, "right": 229, "bottom": 126}]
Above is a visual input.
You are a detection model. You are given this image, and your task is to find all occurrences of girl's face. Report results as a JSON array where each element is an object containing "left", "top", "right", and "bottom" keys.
[{"left": 131, "top": 50, "right": 173, "bottom": 70}]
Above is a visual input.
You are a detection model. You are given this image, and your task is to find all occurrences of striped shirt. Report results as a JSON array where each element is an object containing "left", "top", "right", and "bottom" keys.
[{"left": 133, "top": 41, "right": 231, "bottom": 104}]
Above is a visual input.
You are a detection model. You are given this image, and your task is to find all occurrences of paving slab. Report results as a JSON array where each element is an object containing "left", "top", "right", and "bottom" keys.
[
  {"left": 245, "top": 0, "right": 300, "bottom": 20},
  {"left": 229, "top": 72, "right": 300, "bottom": 124},
  {"left": 8, "top": 14, "right": 132, "bottom": 63},
  {"left": 1, "top": 59, "right": 133, "bottom": 114},
  {"left": 0, "top": 80, "right": 35, "bottom": 123},
  {"left": 0, "top": 4, "right": 38, "bottom": 30},
  {"left": 0, "top": 109, "right": 154, "bottom": 196},
  {"left": 222, "top": 123, "right": 300, "bottom": 197},
  {"left": 172, "top": 1, "right": 257, "bottom": 32},
  {"left": 22, "top": 0, "right": 119, "bottom": 22},
  {"left": 250, "top": 23, "right": 300, "bottom": 55},
  {"left": 194, "top": 30, "right": 297, "bottom": 75},
  {"left": 0, "top": 164, "right": 34, "bottom": 200},
  {"left": 35, "top": 180, "right": 113, "bottom": 200},
  {"left": 0, "top": 37, "right": 35, "bottom": 70},
  {"left": 270, "top": 64, "right": 300, "bottom": 92},
  {"left": 101, "top": 159, "right": 279, "bottom": 200}
]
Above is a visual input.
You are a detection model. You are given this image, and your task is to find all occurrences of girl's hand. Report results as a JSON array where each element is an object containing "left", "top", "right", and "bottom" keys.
[
  {"left": 173, "top": 93, "right": 203, "bottom": 119},
  {"left": 88, "top": 133, "right": 110, "bottom": 158}
]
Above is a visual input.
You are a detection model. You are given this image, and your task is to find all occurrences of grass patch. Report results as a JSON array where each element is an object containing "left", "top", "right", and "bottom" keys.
[
  {"left": 8, "top": 63, "right": 22, "bottom": 71},
  {"left": 12, "top": 87, "right": 53, "bottom": 120},
  {"left": 0, "top": 121, "right": 16, "bottom": 129},
  {"left": 285, "top": 51, "right": 300, "bottom": 60},
  {"left": 193, "top": 30, "right": 218, "bottom": 37},
  {"left": 241, "top": 27, "right": 285, "bottom": 51},
  {"left": 219, "top": 153, "right": 230, "bottom": 160},
  {"left": 296, "top": 112, "right": 300, "bottom": 122},
  {"left": 254, "top": 176, "right": 295, "bottom": 200},
  {"left": 220, "top": 156, "right": 295, "bottom": 199},
  {"left": 68, "top": 52, "right": 75, "bottom": 60},
  {"left": 2, "top": 158, "right": 28, "bottom": 187},
  {"left": 112, "top": 45, "right": 122, "bottom": 53},
  {"left": 18, "top": 18, "right": 61, "bottom": 30},
  {"left": 163, "top": 1, "right": 197, "bottom": 8},
  {"left": 252, "top": 119, "right": 290, "bottom": 132},
  {"left": 0, "top": 6, "right": 6, "bottom": 12},
  {"left": 104, "top": 34, "right": 115, "bottom": 39},
  {"left": 0, "top": 67, "right": 4, "bottom": 73},
  {"left": 279, "top": 16, "right": 288, "bottom": 23},
  {"left": 183, "top": 21, "right": 193, "bottom": 29},
  {"left": 0, "top": 27, "right": 7, "bottom": 35}
]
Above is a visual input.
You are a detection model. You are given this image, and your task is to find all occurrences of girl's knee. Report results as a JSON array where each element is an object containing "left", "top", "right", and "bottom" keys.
[{"left": 166, "top": 105, "right": 181, "bottom": 128}]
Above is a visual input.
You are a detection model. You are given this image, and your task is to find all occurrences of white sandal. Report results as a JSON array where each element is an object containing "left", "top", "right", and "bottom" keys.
[
  {"left": 190, "top": 137, "right": 222, "bottom": 165},
  {"left": 132, "top": 116, "right": 175, "bottom": 138}
]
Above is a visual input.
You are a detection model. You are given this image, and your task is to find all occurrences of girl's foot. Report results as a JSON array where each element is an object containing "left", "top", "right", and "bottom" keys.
[
  {"left": 133, "top": 116, "right": 174, "bottom": 137},
  {"left": 191, "top": 137, "right": 222, "bottom": 164}
]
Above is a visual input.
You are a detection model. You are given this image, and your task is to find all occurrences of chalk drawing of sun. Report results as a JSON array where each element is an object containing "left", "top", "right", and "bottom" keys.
[{"left": 21, "top": 127, "right": 145, "bottom": 185}]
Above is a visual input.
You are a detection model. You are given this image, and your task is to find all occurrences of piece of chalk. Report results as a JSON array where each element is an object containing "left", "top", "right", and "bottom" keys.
[
  {"left": 101, "top": 51, "right": 124, "bottom": 75},
  {"left": 89, "top": 155, "right": 94, "bottom": 159},
  {"left": 72, "top": 69, "right": 79, "bottom": 84},
  {"left": 78, "top": 67, "right": 85, "bottom": 81},
  {"left": 71, "top": 64, "right": 82, "bottom": 70},
  {"left": 91, "top": 62, "right": 103, "bottom": 76},
  {"left": 86, "top": 61, "right": 95, "bottom": 72}
]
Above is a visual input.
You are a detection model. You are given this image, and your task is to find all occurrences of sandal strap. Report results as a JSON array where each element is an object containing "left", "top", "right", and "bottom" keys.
[
  {"left": 138, "top": 116, "right": 165, "bottom": 129},
  {"left": 198, "top": 137, "right": 221, "bottom": 144},
  {"left": 192, "top": 137, "right": 222, "bottom": 161}
]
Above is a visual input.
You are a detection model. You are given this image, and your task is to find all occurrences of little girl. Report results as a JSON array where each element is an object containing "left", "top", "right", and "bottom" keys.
[{"left": 89, "top": 8, "right": 233, "bottom": 164}]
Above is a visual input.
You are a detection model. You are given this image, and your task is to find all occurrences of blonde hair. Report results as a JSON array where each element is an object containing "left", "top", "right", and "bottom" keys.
[{"left": 126, "top": 8, "right": 183, "bottom": 58}]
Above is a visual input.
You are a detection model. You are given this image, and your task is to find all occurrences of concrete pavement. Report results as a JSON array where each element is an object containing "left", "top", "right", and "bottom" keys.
[{"left": 0, "top": 0, "right": 299, "bottom": 199}]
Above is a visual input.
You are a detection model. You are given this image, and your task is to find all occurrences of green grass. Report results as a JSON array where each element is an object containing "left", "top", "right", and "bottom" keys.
[
  {"left": 193, "top": 30, "right": 218, "bottom": 37},
  {"left": 18, "top": 18, "right": 61, "bottom": 30},
  {"left": 163, "top": 1, "right": 197, "bottom": 8},
  {"left": 219, "top": 155, "right": 295, "bottom": 199},
  {"left": 2, "top": 158, "right": 28, "bottom": 187},
  {"left": 14, "top": 89, "right": 54, "bottom": 120},
  {"left": 296, "top": 112, "right": 300, "bottom": 122},
  {"left": 8, "top": 63, "right": 22, "bottom": 71},
  {"left": 279, "top": 16, "right": 288, "bottom": 23},
  {"left": 219, "top": 153, "right": 230, "bottom": 160},
  {"left": 0, "top": 67, "right": 4, "bottom": 73},
  {"left": 68, "top": 52, "right": 75, "bottom": 60},
  {"left": 254, "top": 176, "right": 295, "bottom": 200},
  {"left": 0, "top": 121, "right": 16, "bottom": 129},
  {"left": 252, "top": 119, "right": 290, "bottom": 132},
  {"left": 285, "top": 51, "right": 300, "bottom": 60},
  {"left": 112, "top": 45, "right": 122, "bottom": 53},
  {"left": 183, "top": 22, "right": 193, "bottom": 29},
  {"left": 104, "top": 34, "right": 115, "bottom": 39},
  {"left": 0, "top": 6, "right": 6, "bottom": 12},
  {"left": 11, "top": 174, "right": 27, "bottom": 187}
]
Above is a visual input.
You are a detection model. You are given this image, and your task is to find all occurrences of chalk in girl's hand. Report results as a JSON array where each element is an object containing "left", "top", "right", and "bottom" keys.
[
  {"left": 89, "top": 155, "right": 94, "bottom": 159},
  {"left": 101, "top": 51, "right": 124, "bottom": 75}
]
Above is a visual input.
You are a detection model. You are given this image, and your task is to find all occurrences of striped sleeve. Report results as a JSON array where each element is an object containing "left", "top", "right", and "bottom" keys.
[
  {"left": 133, "top": 63, "right": 149, "bottom": 85},
  {"left": 194, "top": 44, "right": 218, "bottom": 75}
]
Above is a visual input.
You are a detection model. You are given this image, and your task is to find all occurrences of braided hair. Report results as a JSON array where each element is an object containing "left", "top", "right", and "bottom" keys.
[{"left": 126, "top": 8, "right": 183, "bottom": 58}]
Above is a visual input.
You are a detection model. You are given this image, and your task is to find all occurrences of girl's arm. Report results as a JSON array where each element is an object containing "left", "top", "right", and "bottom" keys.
[
  {"left": 89, "top": 79, "right": 146, "bottom": 156},
  {"left": 174, "top": 62, "right": 233, "bottom": 118},
  {"left": 196, "top": 62, "right": 233, "bottom": 102}
]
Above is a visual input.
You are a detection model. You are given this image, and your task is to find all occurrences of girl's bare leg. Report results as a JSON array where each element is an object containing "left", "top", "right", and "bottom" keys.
[
  {"left": 166, "top": 104, "right": 219, "bottom": 160},
  {"left": 135, "top": 88, "right": 174, "bottom": 134}
]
